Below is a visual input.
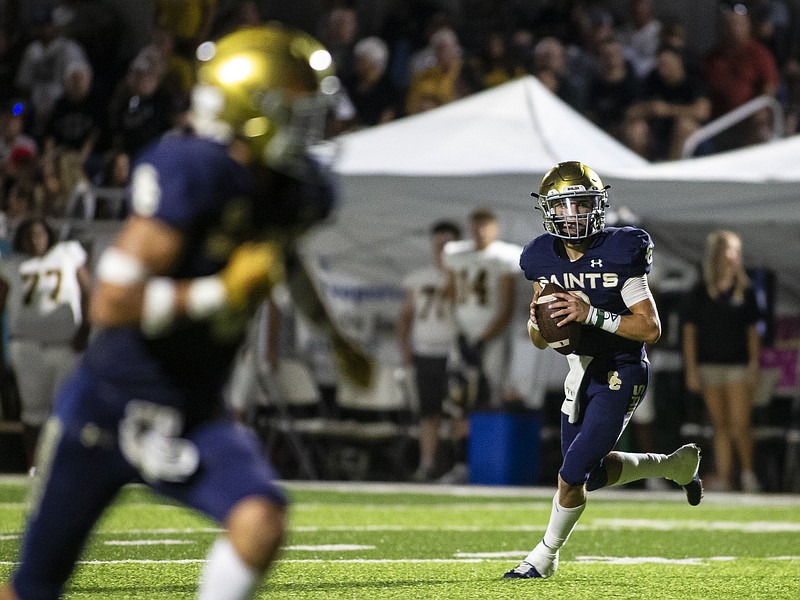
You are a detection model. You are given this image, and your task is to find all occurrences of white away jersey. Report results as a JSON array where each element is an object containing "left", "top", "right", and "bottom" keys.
[
  {"left": 402, "top": 266, "right": 455, "bottom": 357},
  {"left": 4, "top": 240, "right": 87, "bottom": 343},
  {"left": 443, "top": 239, "right": 522, "bottom": 340}
]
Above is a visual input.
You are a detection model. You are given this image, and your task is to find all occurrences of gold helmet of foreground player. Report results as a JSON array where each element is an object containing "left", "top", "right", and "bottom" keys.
[
  {"left": 532, "top": 161, "right": 610, "bottom": 242},
  {"left": 192, "top": 24, "right": 339, "bottom": 175}
]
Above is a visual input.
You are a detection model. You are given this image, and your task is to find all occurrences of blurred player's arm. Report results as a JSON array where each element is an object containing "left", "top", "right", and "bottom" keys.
[
  {"left": 395, "top": 289, "right": 415, "bottom": 366},
  {"left": 282, "top": 251, "right": 373, "bottom": 388},
  {"left": 91, "top": 215, "right": 282, "bottom": 331},
  {"left": 479, "top": 272, "right": 516, "bottom": 343}
]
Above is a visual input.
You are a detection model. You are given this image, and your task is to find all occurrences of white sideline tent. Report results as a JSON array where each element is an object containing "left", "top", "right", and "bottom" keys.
[{"left": 307, "top": 76, "right": 800, "bottom": 314}]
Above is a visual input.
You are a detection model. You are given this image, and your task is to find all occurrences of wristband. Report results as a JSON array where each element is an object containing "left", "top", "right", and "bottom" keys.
[
  {"left": 584, "top": 305, "right": 621, "bottom": 334},
  {"left": 527, "top": 318, "right": 539, "bottom": 332},
  {"left": 186, "top": 276, "right": 227, "bottom": 320},
  {"left": 142, "top": 277, "right": 177, "bottom": 337},
  {"left": 97, "top": 247, "right": 148, "bottom": 285}
]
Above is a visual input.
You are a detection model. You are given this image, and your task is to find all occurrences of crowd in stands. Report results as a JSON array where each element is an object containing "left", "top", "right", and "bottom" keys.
[{"left": 0, "top": 0, "right": 799, "bottom": 244}]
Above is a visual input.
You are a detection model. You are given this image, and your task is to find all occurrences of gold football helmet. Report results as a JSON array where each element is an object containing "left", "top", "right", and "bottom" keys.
[
  {"left": 532, "top": 161, "right": 609, "bottom": 241},
  {"left": 191, "top": 24, "right": 339, "bottom": 174}
]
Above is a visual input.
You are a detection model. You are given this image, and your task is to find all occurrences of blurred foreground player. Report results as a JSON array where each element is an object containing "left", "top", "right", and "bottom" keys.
[
  {"left": 1, "top": 25, "right": 371, "bottom": 600},
  {"left": 504, "top": 161, "right": 702, "bottom": 580}
]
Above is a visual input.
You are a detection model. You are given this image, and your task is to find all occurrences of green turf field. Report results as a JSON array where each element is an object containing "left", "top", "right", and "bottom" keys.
[{"left": 1, "top": 477, "right": 798, "bottom": 599}]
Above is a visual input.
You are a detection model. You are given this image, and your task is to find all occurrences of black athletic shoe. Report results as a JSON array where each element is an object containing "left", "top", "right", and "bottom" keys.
[
  {"left": 503, "top": 562, "right": 544, "bottom": 579},
  {"left": 683, "top": 473, "right": 704, "bottom": 506}
]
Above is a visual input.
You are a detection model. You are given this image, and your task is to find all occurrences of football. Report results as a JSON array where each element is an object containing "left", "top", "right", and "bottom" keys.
[{"left": 535, "top": 281, "right": 581, "bottom": 355}]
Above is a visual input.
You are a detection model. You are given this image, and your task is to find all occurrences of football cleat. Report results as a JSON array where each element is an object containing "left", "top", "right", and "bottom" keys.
[
  {"left": 668, "top": 443, "right": 703, "bottom": 506},
  {"left": 503, "top": 561, "right": 544, "bottom": 579},
  {"left": 682, "top": 473, "right": 704, "bottom": 507}
]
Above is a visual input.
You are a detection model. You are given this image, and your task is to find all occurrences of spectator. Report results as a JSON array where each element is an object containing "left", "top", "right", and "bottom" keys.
[
  {"left": 405, "top": 28, "right": 482, "bottom": 116},
  {"left": 14, "top": 8, "right": 89, "bottom": 136},
  {"left": 154, "top": 0, "right": 218, "bottom": 59},
  {"left": 95, "top": 149, "right": 131, "bottom": 190},
  {"left": 51, "top": 0, "right": 123, "bottom": 101},
  {"left": 318, "top": 5, "right": 359, "bottom": 84},
  {"left": 149, "top": 28, "right": 195, "bottom": 102},
  {"left": 659, "top": 20, "right": 701, "bottom": 74},
  {"left": 396, "top": 220, "right": 462, "bottom": 483},
  {"left": 0, "top": 217, "right": 91, "bottom": 470},
  {"left": 624, "top": 45, "right": 712, "bottom": 160},
  {"left": 82, "top": 149, "right": 130, "bottom": 220},
  {"left": 108, "top": 50, "right": 175, "bottom": 160},
  {"left": 509, "top": 26, "right": 537, "bottom": 71},
  {"left": 42, "top": 61, "right": 102, "bottom": 160},
  {"left": 0, "top": 181, "right": 36, "bottom": 242},
  {"left": 2, "top": 143, "right": 62, "bottom": 219},
  {"left": 681, "top": 230, "right": 762, "bottom": 493},
  {"left": 0, "top": 101, "right": 37, "bottom": 178},
  {"left": 783, "top": 54, "right": 800, "bottom": 136},
  {"left": 701, "top": 2, "right": 779, "bottom": 150},
  {"left": 439, "top": 208, "right": 521, "bottom": 483},
  {"left": 586, "top": 37, "right": 640, "bottom": 142},
  {"left": 749, "top": 0, "right": 793, "bottom": 66},
  {"left": 530, "top": 0, "right": 583, "bottom": 47},
  {"left": 407, "top": 10, "right": 456, "bottom": 78},
  {"left": 470, "top": 31, "right": 526, "bottom": 89},
  {"left": 41, "top": 61, "right": 104, "bottom": 193},
  {"left": 0, "top": 30, "right": 26, "bottom": 108},
  {"left": 530, "top": 36, "right": 588, "bottom": 111},
  {"left": 618, "top": 0, "right": 663, "bottom": 78},
  {"left": 345, "top": 36, "right": 398, "bottom": 128},
  {"left": 228, "top": 0, "right": 264, "bottom": 32},
  {"left": 377, "top": 0, "right": 439, "bottom": 91}
]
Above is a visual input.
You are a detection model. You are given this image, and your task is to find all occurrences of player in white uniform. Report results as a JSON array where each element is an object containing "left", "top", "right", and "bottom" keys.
[
  {"left": 397, "top": 221, "right": 461, "bottom": 482},
  {"left": 0, "top": 218, "right": 91, "bottom": 468},
  {"left": 439, "top": 208, "right": 522, "bottom": 483}
]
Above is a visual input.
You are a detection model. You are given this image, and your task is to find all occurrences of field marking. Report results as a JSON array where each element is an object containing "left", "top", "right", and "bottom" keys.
[
  {"left": 285, "top": 545, "right": 376, "bottom": 551},
  {"left": 291, "top": 519, "right": 800, "bottom": 533},
  {"left": 98, "top": 528, "right": 223, "bottom": 535},
  {"left": 295, "top": 502, "right": 551, "bottom": 511},
  {"left": 1, "top": 555, "right": 798, "bottom": 567},
  {"left": 104, "top": 540, "right": 197, "bottom": 546},
  {"left": 4, "top": 519, "right": 800, "bottom": 539},
  {"left": 574, "top": 556, "right": 726, "bottom": 565},
  {"left": 455, "top": 551, "right": 531, "bottom": 558},
  {"left": 586, "top": 519, "right": 800, "bottom": 532}
]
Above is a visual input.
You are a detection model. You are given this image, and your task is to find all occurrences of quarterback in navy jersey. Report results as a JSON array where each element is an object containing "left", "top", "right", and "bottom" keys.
[
  {"left": 504, "top": 161, "right": 703, "bottom": 581},
  {"left": 1, "top": 26, "right": 371, "bottom": 600}
]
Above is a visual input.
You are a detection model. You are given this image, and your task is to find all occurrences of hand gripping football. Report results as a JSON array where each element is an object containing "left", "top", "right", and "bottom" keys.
[{"left": 535, "top": 281, "right": 581, "bottom": 355}]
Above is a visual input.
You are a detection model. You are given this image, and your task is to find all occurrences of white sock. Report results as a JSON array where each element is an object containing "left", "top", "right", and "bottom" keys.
[
  {"left": 198, "top": 537, "right": 259, "bottom": 600},
  {"left": 612, "top": 452, "right": 669, "bottom": 487},
  {"left": 540, "top": 492, "right": 586, "bottom": 551},
  {"left": 523, "top": 492, "right": 585, "bottom": 576}
]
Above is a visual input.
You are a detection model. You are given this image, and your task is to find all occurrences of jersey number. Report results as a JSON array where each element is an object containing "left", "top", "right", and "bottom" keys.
[
  {"left": 21, "top": 270, "right": 62, "bottom": 305},
  {"left": 417, "top": 285, "right": 449, "bottom": 320},
  {"left": 456, "top": 268, "right": 488, "bottom": 306}
]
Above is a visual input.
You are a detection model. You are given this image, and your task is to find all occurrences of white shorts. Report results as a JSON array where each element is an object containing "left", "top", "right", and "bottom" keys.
[
  {"left": 9, "top": 339, "right": 78, "bottom": 426},
  {"left": 699, "top": 364, "right": 749, "bottom": 387}
]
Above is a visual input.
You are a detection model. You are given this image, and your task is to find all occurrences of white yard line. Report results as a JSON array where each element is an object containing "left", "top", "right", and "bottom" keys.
[{"left": 2, "top": 556, "right": 798, "bottom": 567}]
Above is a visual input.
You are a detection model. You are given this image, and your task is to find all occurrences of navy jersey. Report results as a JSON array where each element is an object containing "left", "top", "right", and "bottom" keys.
[
  {"left": 82, "top": 134, "right": 267, "bottom": 425},
  {"left": 519, "top": 226, "right": 653, "bottom": 363}
]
